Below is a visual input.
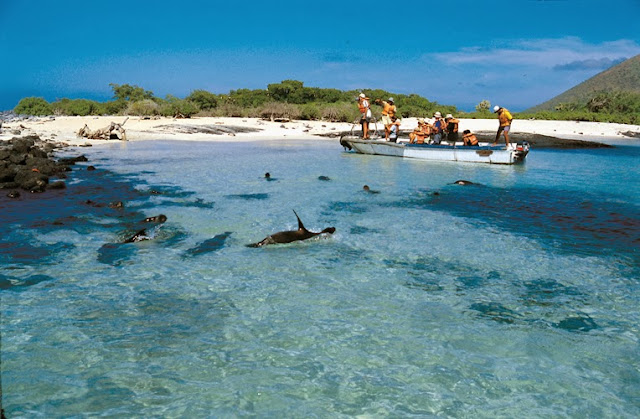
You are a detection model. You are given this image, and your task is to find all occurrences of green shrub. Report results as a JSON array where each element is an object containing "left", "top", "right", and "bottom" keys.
[
  {"left": 158, "top": 96, "right": 200, "bottom": 117},
  {"left": 260, "top": 102, "right": 301, "bottom": 120},
  {"left": 110, "top": 83, "right": 154, "bottom": 102},
  {"left": 259, "top": 102, "right": 301, "bottom": 120},
  {"left": 14, "top": 97, "right": 53, "bottom": 116},
  {"left": 126, "top": 99, "right": 159, "bottom": 116},
  {"left": 186, "top": 90, "right": 218, "bottom": 110},
  {"left": 475, "top": 100, "right": 491, "bottom": 112},
  {"left": 226, "top": 89, "right": 270, "bottom": 108},
  {"left": 52, "top": 98, "right": 102, "bottom": 116},
  {"left": 213, "top": 103, "right": 246, "bottom": 117},
  {"left": 103, "top": 100, "right": 128, "bottom": 115},
  {"left": 299, "top": 103, "right": 320, "bottom": 120},
  {"left": 321, "top": 103, "right": 358, "bottom": 122}
]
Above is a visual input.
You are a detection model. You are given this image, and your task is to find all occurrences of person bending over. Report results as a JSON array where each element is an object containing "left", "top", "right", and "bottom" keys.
[
  {"left": 492, "top": 105, "right": 513, "bottom": 146},
  {"left": 462, "top": 130, "right": 479, "bottom": 146}
]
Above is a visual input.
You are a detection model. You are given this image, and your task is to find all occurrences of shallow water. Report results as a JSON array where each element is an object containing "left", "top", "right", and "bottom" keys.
[{"left": 1, "top": 139, "right": 639, "bottom": 417}]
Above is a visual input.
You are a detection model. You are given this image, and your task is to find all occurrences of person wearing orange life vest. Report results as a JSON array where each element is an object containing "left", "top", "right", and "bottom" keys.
[
  {"left": 444, "top": 114, "right": 460, "bottom": 143},
  {"left": 492, "top": 105, "right": 513, "bottom": 147},
  {"left": 357, "top": 93, "right": 371, "bottom": 139},
  {"left": 375, "top": 97, "right": 397, "bottom": 140},
  {"left": 462, "top": 130, "right": 479, "bottom": 146},
  {"left": 409, "top": 119, "right": 431, "bottom": 144}
]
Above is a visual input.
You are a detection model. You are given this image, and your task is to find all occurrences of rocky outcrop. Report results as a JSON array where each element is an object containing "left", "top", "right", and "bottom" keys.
[{"left": 0, "top": 135, "right": 81, "bottom": 193}]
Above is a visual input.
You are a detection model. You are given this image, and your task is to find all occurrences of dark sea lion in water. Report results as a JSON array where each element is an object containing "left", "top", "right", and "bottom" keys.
[
  {"left": 264, "top": 172, "right": 276, "bottom": 181},
  {"left": 143, "top": 214, "right": 167, "bottom": 223},
  {"left": 184, "top": 232, "right": 232, "bottom": 257},
  {"left": 318, "top": 176, "right": 331, "bottom": 181},
  {"left": 453, "top": 180, "right": 476, "bottom": 186},
  {"left": 124, "top": 229, "right": 151, "bottom": 243},
  {"left": 362, "top": 185, "right": 380, "bottom": 194},
  {"left": 123, "top": 214, "right": 168, "bottom": 243},
  {"left": 247, "top": 210, "right": 336, "bottom": 247}
]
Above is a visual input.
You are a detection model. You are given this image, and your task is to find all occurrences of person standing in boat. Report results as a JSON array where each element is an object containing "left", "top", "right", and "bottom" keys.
[
  {"left": 462, "top": 129, "right": 479, "bottom": 146},
  {"left": 375, "top": 97, "right": 397, "bottom": 141},
  {"left": 431, "top": 112, "right": 445, "bottom": 144},
  {"left": 444, "top": 114, "right": 460, "bottom": 143},
  {"left": 357, "top": 93, "right": 372, "bottom": 139},
  {"left": 492, "top": 105, "right": 513, "bottom": 147}
]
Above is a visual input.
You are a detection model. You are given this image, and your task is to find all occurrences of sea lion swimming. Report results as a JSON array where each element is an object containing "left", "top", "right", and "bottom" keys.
[
  {"left": 247, "top": 210, "right": 336, "bottom": 247},
  {"left": 318, "top": 176, "right": 331, "bottom": 181},
  {"left": 123, "top": 214, "right": 168, "bottom": 243},
  {"left": 184, "top": 231, "right": 232, "bottom": 257},
  {"left": 124, "top": 229, "right": 151, "bottom": 243},
  {"left": 453, "top": 180, "right": 476, "bottom": 186},
  {"left": 363, "top": 185, "right": 380, "bottom": 194},
  {"left": 143, "top": 214, "right": 167, "bottom": 223}
]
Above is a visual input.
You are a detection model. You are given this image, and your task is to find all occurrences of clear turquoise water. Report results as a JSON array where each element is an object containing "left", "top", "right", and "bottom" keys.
[{"left": 1, "top": 139, "right": 639, "bottom": 417}]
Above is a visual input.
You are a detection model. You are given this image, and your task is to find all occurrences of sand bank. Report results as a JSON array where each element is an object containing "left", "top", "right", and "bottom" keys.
[{"left": 1, "top": 115, "right": 639, "bottom": 146}]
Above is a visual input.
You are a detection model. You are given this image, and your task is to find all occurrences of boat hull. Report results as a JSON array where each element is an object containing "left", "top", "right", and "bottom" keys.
[{"left": 341, "top": 138, "right": 529, "bottom": 165}]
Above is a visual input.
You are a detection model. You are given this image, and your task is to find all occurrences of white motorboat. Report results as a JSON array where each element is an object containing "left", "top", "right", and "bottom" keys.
[{"left": 340, "top": 137, "right": 530, "bottom": 165}]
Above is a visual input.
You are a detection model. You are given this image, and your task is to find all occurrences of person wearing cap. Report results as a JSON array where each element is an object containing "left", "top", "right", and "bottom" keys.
[
  {"left": 431, "top": 112, "right": 445, "bottom": 144},
  {"left": 357, "top": 93, "right": 372, "bottom": 139},
  {"left": 462, "top": 129, "right": 479, "bottom": 146},
  {"left": 375, "top": 97, "right": 398, "bottom": 140},
  {"left": 492, "top": 105, "right": 513, "bottom": 146},
  {"left": 444, "top": 113, "right": 460, "bottom": 143}
]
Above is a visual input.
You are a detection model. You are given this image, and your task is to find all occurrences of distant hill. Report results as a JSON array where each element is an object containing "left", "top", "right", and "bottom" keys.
[{"left": 526, "top": 54, "right": 640, "bottom": 112}]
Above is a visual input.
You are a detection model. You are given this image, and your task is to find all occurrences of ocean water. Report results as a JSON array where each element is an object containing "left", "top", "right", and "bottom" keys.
[{"left": 1, "top": 138, "right": 639, "bottom": 417}]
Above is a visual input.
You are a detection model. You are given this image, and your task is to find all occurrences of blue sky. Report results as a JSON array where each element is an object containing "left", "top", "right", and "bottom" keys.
[{"left": 1, "top": 0, "right": 639, "bottom": 111}]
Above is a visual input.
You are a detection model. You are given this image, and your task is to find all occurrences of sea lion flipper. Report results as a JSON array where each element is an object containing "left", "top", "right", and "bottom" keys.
[
  {"left": 124, "top": 228, "right": 148, "bottom": 243},
  {"left": 246, "top": 235, "right": 275, "bottom": 248}
]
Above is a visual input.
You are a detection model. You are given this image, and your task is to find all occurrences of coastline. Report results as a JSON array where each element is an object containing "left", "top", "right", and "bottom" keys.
[{"left": 1, "top": 115, "right": 640, "bottom": 147}]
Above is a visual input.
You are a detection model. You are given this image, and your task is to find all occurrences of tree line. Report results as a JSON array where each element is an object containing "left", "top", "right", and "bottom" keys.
[
  {"left": 13, "top": 81, "right": 454, "bottom": 122},
  {"left": 12, "top": 80, "right": 640, "bottom": 124}
]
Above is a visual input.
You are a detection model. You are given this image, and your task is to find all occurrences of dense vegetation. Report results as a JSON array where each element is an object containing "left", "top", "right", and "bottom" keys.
[
  {"left": 13, "top": 80, "right": 640, "bottom": 124},
  {"left": 13, "top": 80, "right": 457, "bottom": 123}
]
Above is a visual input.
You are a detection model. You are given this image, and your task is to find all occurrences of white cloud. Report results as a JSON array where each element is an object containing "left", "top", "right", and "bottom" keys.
[{"left": 428, "top": 37, "right": 640, "bottom": 69}]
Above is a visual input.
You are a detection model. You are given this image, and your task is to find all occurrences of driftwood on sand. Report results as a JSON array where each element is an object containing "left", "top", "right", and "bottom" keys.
[{"left": 78, "top": 117, "right": 128, "bottom": 140}]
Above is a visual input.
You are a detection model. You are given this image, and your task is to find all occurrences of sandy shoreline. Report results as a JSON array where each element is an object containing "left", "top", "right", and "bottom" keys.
[{"left": 1, "top": 115, "right": 639, "bottom": 146}]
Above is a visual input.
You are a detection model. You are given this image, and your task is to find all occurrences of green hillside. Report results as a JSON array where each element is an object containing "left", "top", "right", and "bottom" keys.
[{"left": 527, "top": 54, "right": 640, "bottom": 112}]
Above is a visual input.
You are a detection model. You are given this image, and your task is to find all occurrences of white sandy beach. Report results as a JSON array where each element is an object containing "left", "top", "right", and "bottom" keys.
[{"left": 1, "top": 115, "right": 639, "bottom": 146}]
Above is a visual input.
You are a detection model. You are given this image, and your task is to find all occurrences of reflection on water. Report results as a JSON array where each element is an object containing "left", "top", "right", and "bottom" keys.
[{"left": 1, "top": 139, "right": 639, "bottom": 417}]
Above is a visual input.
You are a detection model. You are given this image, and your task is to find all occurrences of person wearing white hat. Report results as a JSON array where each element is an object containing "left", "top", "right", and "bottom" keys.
[
  {"left": 492, "top": 105, "right": 513, "bottom": 147},
  {"left": 444, "top": 113, "right": 460, "bottom": 143},
  {"left": 431, "top": 111, "right": 445, "bottom": 144},
  {"left": 357, "top": 93, "right": 371, "bottom": 139},
  {"left": 374, "top": 97, "right": 398, "bottom": 140}
]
